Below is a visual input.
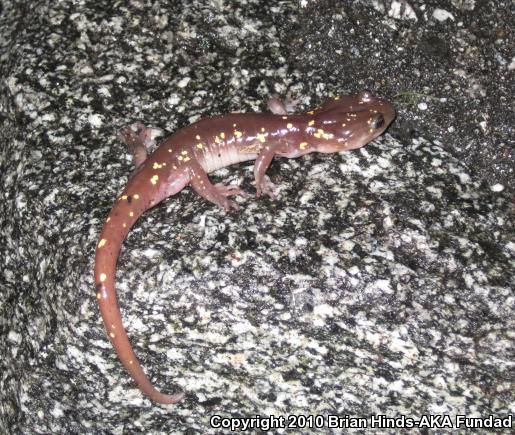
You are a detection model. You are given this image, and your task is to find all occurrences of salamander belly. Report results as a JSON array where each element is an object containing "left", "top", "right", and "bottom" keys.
[{"left": 200, "top": 146, "right": 258, "bottom": 174}]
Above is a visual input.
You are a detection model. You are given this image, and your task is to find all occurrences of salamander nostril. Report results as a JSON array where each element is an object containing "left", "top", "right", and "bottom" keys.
[{"left": 371, "top": 114, "right": 385, "bottom": 129}]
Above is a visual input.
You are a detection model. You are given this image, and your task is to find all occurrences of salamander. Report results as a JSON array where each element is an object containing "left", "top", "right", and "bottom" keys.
[{"left": 94, "top": 91, "right": 395, "bottom": 404}]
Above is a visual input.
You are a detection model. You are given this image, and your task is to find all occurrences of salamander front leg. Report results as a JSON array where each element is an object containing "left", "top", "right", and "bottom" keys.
[
  {"left": 189, "top": 162, "right": 246, "bottom": 211},
  {"left": 253, "top": 144, "right": 282, "bottom": 198}
]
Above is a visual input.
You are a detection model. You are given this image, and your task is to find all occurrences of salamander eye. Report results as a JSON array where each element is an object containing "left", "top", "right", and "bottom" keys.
[
  {"left": 358, "top": 90, "right": 373, "bottom": 102},
  {"left": 370, "top": 113, "right": 385, "bottom": 129}
]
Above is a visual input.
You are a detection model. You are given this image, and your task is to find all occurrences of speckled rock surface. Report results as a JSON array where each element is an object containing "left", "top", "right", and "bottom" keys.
[{"left": 0, "top": 0, "right": 513, "bottom": 434}]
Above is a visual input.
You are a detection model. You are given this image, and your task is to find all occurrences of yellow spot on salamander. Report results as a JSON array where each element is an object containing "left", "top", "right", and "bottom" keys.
[
  {"left": 314, "top": 129, "right": 325, "bottom": 139},
  {"left": 299, "top": 142, "right": 308, "bottom": 150},
  {"left": 234, "top": 130, "right": 243, "bottom": 138},
  {"left": 307, "top": 110, "right": 315, "bottom": 115},
  {"left": 178, "top": 156, "right": 183, "bottom": 161},
  {"left": 168, "top": 149, "right": 172, "bottom": 152},
  {"left": 286, "top": 123, "right": 293, "bottom": 129},
  {"left": 220, "top": 132, "right": 225, "bottom": 139},
  {"left": 151, "top": 174, "right": 159, "bottom": 185},
  {"left": 100, "top": 273, "right": 107, "bottom": 282},
  {"left": 96, "top": 292, "right": 101, "bottom": 299},
  {"left": 98, "top": 239, "right": 107, "bottom": 248},
  {"left": 119, "top": 195, "right": 128, "bottom": 201},
  {"left": 315, "top": 129, "right": 333, "bottom": 140},
  {"left": 129, "top": 360, "right": 133, "bottom": 365},
  {"left": 129, "top": 211, "right": 134, "bottom": 217},
  {"left": 233, "top": 123, "right": 237, "bottom": 127},
  {"left": 133, "top": 194, "right": 139, "bottom": 200},
  {"left": 282, "top": 116, "right": 288, "bottom": 120},
  {"left": 109, "top": 332, "right": 115, "bottom": 338},
  {"left": 181, "top": 150, "right": 188, "bottom": 155},
  {"left": 196, "top": 143, "right": 203, "bottom": 149},
  {"left": 215, "top": 135, "right": 221, "bottom": 144},
  {"left": 153, "top": 162, "right": 164, "bottom": 169},
  {"left": 334, "top": 96, "right": 340, "bottom": 100},
  {"left": 122, "top": 223, "right": 127, "bottom": 228},
  {"left": 183, "top": 156, "right": 191, "bottom": 162},
  {"left": 341, "top": 123, "right": 346, "bottom": 127},
  {"left": 308, "top": 120, "right": 315, "bottom": 126},
  {"left": 257, "top": 133, "right": 266, "bottom": 143},
  {"left": 196, "top": 134, "right": 201, "bottom": 140},
  {"left": 106, "top": 217, "right": 111, "bottom": 222},
  {"left": 261, "top": 127, "right": 265, "bottom": 132}
]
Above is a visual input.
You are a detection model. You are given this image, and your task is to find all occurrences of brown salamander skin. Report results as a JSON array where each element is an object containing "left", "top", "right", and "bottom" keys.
[{"left": 94, "top": 91, "right": 395, "bottom": 404}]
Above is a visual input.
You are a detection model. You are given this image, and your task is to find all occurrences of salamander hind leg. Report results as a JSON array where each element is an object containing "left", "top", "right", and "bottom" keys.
[
  {"left": 189, "top": 162, "right": 246, "bottom": 211},
  {"left": 119, "top": 122, "right": 163, "bottom": 171},
  {"left": 267, "top": 97, "right": 300, "bottom": 115}
]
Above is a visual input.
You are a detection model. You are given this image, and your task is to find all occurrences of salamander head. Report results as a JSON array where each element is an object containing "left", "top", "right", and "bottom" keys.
[{"left": 308, "top": 90, "right": 395, "bottom": 153}]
